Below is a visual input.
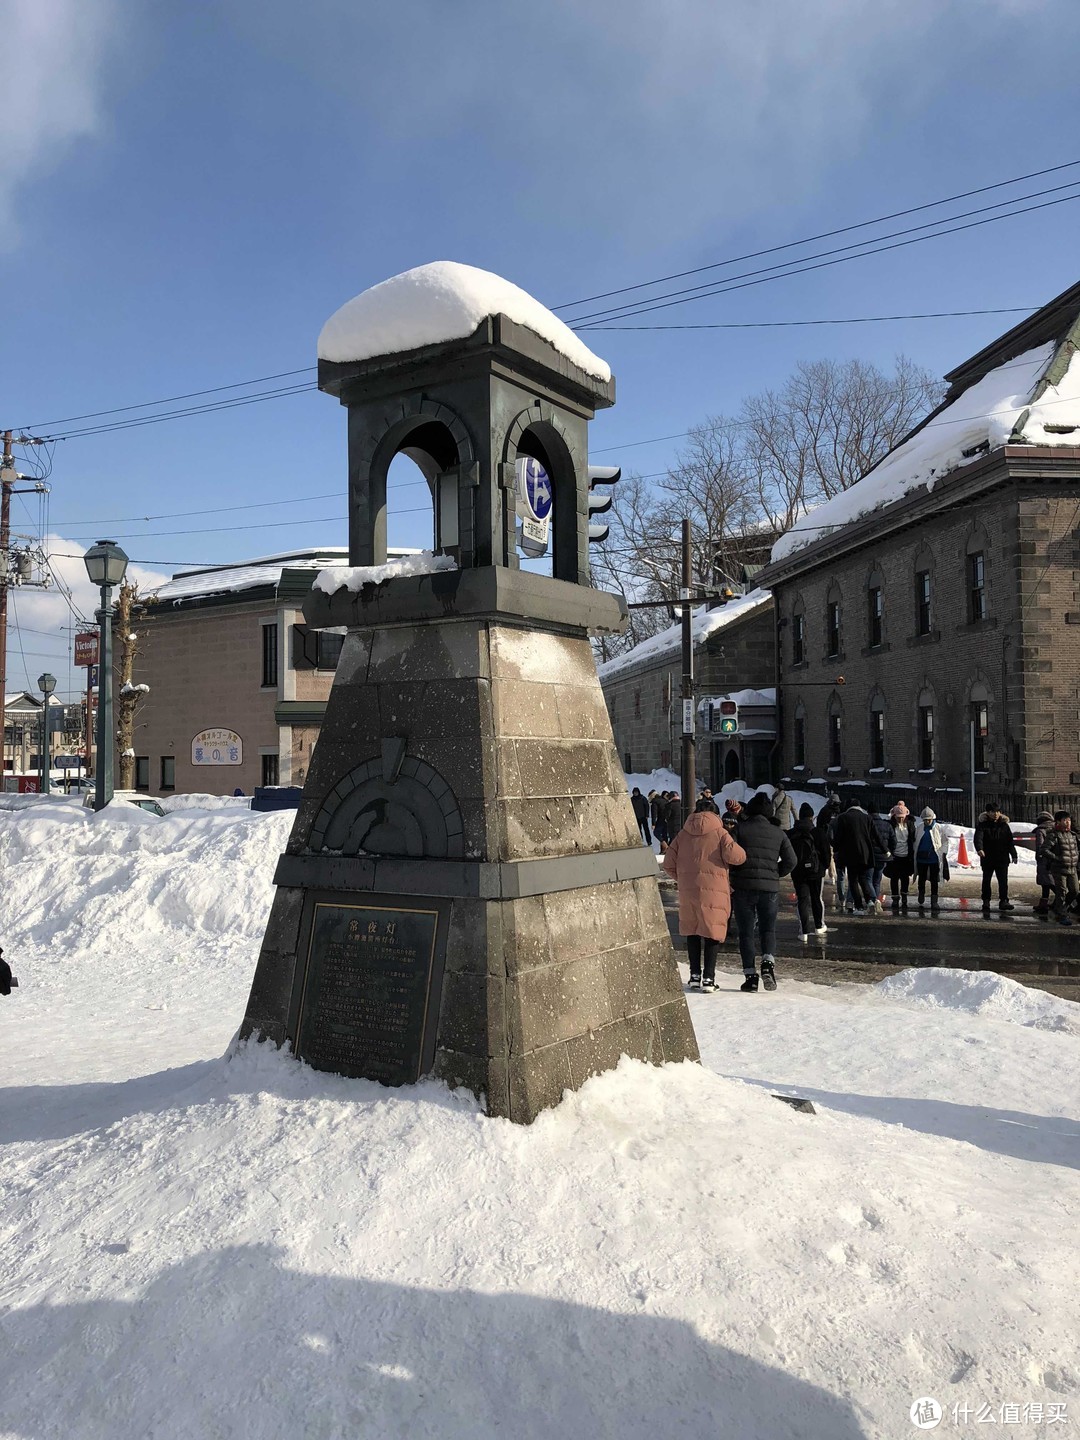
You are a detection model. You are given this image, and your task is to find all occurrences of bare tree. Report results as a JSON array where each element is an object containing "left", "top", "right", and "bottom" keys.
[
  {"left": 114, "top": 582, "right": 150, "bottom": 790},
  {"left": 743, "top": 355, "right": 942, "bottom": 530}
]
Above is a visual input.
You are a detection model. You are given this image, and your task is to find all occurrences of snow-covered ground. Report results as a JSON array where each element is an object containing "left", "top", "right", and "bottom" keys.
[{"left": 1, "top": 802, "right": 1077, "bottom": 1439}]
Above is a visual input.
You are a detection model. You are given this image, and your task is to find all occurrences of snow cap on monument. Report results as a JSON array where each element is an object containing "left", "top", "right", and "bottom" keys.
[{"left": 317, "top": 260, "right": 611, "bottom": 382}]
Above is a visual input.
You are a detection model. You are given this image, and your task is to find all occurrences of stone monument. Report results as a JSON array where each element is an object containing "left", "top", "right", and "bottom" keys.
[{"left": 240, "top": 262, "right": 698, "bottom": 1122}]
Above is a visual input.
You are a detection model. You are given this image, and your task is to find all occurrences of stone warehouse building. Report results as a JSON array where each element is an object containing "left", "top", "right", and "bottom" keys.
[
  {"left": 757, "top": 281, "right": 1080, "bottom": 807},
  {"left": 597, "top": 589, "right": 776, "bottom": 786},
  {"left": 129, "top": 549, "right": 359, "bottom": 797}
]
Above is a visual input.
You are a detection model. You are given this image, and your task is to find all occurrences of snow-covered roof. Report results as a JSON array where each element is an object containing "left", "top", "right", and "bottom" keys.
[
  {"left": 154, "top": 549, "right": 351, "bottom": 604},
  {"left": 597, "top": 589, "right": 772, "bottom": 682},
  {"left": 318, "top": 261, "right": 611, "bottom": 383},
  {"left": 698, "top": 687, "right": 776, "bottom": 713},
  {"left": 313, "top": 551, "right": 457, "bottom": 594},
  {"left": 771, "top": 337, "right": 1080, "bottom": 564}
]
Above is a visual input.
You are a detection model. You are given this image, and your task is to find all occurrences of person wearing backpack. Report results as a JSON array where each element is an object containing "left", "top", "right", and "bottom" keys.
[{"left": 791, "top": 802, "right": 829, "bottom": 941}]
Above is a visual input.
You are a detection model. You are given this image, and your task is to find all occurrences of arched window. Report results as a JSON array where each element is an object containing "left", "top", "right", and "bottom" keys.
[
  {"left": 825, "top": 584, "right": 842, "bottom": 659},
  {"left": 866, "top": 566, "right": 885, "bottom": 649},
  {"left": 917, "top": 685, "right": 935, "bottom": 770},
  {"left": 827, "top": 693, "right": 843, "bottom": 769},
  {"left": 869, "top": 691, "right": 886, "bottom": 769},
  {"left": 791, "top": 597, "right": 806, "bottom": 666},
  {"left": 965, "top": 529, "right": 989, "bottom": 622},
  {"left": 793, "top": 700, "right": 807, "bottom": 769},
  {"left": 913, "top": 546, "right": 934, "bottom": 637},
  {"left": 968, "top": 678, "right": 991, "bottom": 773}
]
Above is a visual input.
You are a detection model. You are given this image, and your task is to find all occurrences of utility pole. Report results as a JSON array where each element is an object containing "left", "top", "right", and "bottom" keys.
[
  {"left": 680, "top": 516, "right": 695, "bottom": 828},
  {"left": 0, "top": 431, "right": 14, "bottom": 786}
]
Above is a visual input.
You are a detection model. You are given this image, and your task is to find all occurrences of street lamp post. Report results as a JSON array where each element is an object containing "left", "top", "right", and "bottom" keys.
[
  {"left": 83, "top": 540, "right": 129, "bottom": 812},
  {"left": 37, "top": 673, "right": 56, "bottom": 795}
]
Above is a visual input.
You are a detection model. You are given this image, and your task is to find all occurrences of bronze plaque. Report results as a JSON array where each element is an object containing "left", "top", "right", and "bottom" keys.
[{"left": 294, "top": 897, "right": 445, "bottom": 1085}]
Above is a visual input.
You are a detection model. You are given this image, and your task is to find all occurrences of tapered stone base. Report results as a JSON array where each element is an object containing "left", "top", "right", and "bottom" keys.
[{"left": 241, "top": 591, "right": 698, "bottom": 1123}]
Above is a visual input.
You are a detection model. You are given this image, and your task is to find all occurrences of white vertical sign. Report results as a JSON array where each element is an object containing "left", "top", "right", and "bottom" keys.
[{"left": 682, "top": 699, "right": 694, "bottom": 735}]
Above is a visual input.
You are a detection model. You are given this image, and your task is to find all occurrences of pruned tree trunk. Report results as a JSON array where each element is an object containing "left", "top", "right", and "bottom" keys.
[{"left": 114, "top": 583, "right": 149, "bottom": 790}]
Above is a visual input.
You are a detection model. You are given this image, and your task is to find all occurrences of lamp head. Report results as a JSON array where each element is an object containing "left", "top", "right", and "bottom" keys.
[
  {"left": 38, "top": 672, "right": 56, "bottom": 696},
  {"left": 83, "top": 539, "right": 129, "bottom": 588}
]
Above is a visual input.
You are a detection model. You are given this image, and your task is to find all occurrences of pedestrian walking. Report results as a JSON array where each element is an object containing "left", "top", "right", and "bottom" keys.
[
  {"left": 729, "top": 791, "right": 797, "bottom": 991},
  {"left": 816, "top": 792, "right": 843, "bottom": 901},
  {"left": 771, "top": 785, "right": 794, "bottom": 832},
  {"left": 912, "top": 806, "right": 946, "bottom": 908},
  {"left": 630, "top": 786, "right": 652, "bottom": 845},
  {"left": 790, "top": 802, "right": 830, "bottom": 941},
  {"left": 663, "top": 798, "right": 747, "bottom": 991},
  {"left": 868, "top": 811, "right": 890, "bottom": 913},
  {"left": 831, "top": 800, "right": 876, "bottom": 914},
  {"left": 652, "top": 791, "right": 669, "bottom": 847},
  {"left": 663, "top": 792, "right": 682, "bottom": 848},
  {"left": 974, "top": 800, "right": 1018, "bottom": 911},
  {"left": 885, "top": 802, "right": 917, "bottom": 910},
  {"left": 1042, "top": 812, "right": 1079, "bottom": 925},
  {"left": 1032, "top": 810, "right": 1055, "bottom": 914},
  {"left": 699, "top": 787, "right": 720, "bottom": 814}
]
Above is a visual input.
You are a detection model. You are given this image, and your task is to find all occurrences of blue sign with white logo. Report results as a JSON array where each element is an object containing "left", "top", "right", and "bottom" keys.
[{"left": 516, "top": 457, "right": 552, "bottom": 521}]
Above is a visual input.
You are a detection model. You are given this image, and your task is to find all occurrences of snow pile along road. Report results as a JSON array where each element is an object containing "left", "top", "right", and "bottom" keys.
[
  {"left": 1, "top": 802, "right": 1078, "bottom": 1439},
  {"left": 876, "top": 966, "right": 1080, "bottom": 1035}
]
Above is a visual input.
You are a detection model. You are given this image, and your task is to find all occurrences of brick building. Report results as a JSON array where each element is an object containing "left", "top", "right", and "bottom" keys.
[
  {"left": 130, "top": 549, "right": 356, "bottom": 796},
  {"left": 597, "top": 589, "right": 776, "bottom": 786},
  {"left": 757, "top": 282, "right": 1080, "bottom": 813}
]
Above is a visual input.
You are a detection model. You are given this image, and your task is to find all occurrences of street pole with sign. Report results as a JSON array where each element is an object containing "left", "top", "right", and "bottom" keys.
[
  {"left": 82, "top": 540, "right": 129, "bottom": 811},
  {"left": 74, "top": 631, "right": 100, "bottom": 785},
  {"left": 680, "top": 517, "right": 694, "bottom": 829}
]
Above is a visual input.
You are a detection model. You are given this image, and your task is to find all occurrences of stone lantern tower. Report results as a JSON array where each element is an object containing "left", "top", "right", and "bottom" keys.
[{"left": 241, "top": 263, "right": 697, "bottom": 1122}]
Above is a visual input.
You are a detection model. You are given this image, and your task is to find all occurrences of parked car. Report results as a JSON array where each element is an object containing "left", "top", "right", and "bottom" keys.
[{"left": 82, "top": 791, "right": 166, "bottom": 817}]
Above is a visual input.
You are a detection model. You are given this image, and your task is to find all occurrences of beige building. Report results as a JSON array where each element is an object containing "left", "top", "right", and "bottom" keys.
[{"left": 131, "top": 549, "right": 354, "bottom": 797}]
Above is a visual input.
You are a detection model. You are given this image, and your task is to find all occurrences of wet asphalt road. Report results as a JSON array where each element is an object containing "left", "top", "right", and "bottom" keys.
[{"left": 659, "top": 884, "right": 1080, "bottom": 1002}]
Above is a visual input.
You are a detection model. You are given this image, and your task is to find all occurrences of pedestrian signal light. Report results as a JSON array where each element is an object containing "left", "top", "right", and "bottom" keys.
[{"left": 717, "top": 698, "right": 739, "bottom": 735}]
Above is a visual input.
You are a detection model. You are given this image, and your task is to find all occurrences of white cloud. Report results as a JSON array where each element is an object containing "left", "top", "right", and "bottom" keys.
[{"left": 0, "top": 0, "right": 121, "bottom": 233}]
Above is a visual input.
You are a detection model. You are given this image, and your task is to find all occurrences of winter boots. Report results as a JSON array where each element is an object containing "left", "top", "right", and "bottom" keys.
[{"left": 740, "top": 973, "right": 759, "bottom": 992}]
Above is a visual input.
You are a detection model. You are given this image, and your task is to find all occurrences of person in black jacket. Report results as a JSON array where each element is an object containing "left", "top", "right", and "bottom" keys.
[
  {"left": 0, "top": 946, "right": 14, "bottom": 998},
  {"left": 630, "top": 787, "right": 652, "bottom": 845},
  {"left": 831, "top": 802, "right": 876, "bottom": 914},
  {"left": 730, "top": 792, "right": 797, "bottom": 990},
  {"left": 790, "top": 802, "right": 829, "bottom": 940},
  {"left": 974, "top": 800, "right": 1018, "bottom": 911},
  {"left": 816, "top": 793, "right": 843, "bottom": 906}
]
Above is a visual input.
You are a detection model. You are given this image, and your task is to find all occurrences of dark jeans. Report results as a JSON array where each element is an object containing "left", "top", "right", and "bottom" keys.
[
  {"left": 637, "top": 817, "right": 652, "bottom": 845},
  {"left": 847, "top": 866, "right": 876, "bottom": 910},
  {"left": 1051, "top": 870, "right": 1079, "bottom": 914},
  {"left": 653, "top": 820, "right": 668, "bottom": 845},
  {"left": 732, "top": 889, "right": 779, "bottom": 972},
  {"left": 981, "top": 859, "right": 1010, "bottom": 906},
  {"left": 872, "top": 864, "right": 885, "bottom": 901},
  {"left": 686, "top": 934, "right": 720, "bottom": 981},
  {"left": 795, "top": 877, "right": 824, "bottom": 934},
  {"left": 890, "top": 865, "right": 912, "bottom": 898},
  {"left": 916, "top": 861, "right": 939, "bottom": 902},
  {"left": 833, "top": 863, "right": 846, "bottom": 904}
]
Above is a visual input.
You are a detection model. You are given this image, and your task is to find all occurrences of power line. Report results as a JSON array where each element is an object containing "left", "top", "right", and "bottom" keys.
[
  {"left": 8, "top": 160, "right": 1079, "bottom": 443},
  {"left": 588, "top": 307, "right": 1034, "bottom": 331},
  {"left": 570, "top": 187, "right": 1080, "bottom": 327},
  {"left": 552, "top": 159, "right": 1080, "bottom": 313}
]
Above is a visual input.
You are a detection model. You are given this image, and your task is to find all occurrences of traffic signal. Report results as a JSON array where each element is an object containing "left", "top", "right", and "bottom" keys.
[
  {"left": 717, "top": 698, "right": 739, "bottom": 735},
  {"left": 587, "top": 465, "right": 621, "bottom": 543}
]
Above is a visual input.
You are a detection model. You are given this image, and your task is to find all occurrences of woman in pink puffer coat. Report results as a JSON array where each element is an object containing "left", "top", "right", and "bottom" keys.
[{"left": 663, "top": 799, "right": 746, "bottom": 991}]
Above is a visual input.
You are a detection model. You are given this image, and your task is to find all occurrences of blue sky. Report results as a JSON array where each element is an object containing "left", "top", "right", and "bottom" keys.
[{"left": 3, "top": 0, "right": 1080, "bottom": 696}]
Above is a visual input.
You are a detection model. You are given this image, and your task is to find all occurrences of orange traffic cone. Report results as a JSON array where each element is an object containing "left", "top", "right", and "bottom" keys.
[{"left": 956, "top": 832, "right": 974, "bottom": 868}]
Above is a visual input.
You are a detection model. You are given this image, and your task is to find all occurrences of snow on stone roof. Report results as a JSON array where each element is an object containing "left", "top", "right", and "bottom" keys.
[
  {"left": 318, "top": 261, "right": 611, "bottom": 382},
  {"left": 771, "top": 339, "right": 1080, "bottom": 563},
  {"left": 153, "top": 548, "right": 352, "bottom": 604},
  {"left": 597, "top": 589, "right": 772, "bottom": 682}
]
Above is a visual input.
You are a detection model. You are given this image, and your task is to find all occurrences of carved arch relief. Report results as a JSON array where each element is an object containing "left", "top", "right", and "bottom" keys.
[{"left": 309, "top": 748, "right": 464, "bottom": 858}]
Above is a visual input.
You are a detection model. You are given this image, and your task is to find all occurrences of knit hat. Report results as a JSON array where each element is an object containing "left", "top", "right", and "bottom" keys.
[
  {"left": 889, "top": 802, "right": 909, "bottom": 820},
  {"left": 921, "top": 806, "right": 936, "bottom": 821},
  {"left": 725, "top": 798, "right": 742, "bottom": 813},
  {"left": 799, "top": 802, "right": 815, "bottom": 820},
  {"left": 1037, "top": 810, "right": 1054, "bottom": 822}
]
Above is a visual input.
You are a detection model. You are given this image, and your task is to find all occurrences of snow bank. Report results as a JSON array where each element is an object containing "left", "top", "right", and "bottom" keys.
[
  {"left": 772, "top": 343, "right": 1078, "bottom": 561},
  {"left": 318, "top": 261, "right": 611, "bottom": 382},
  {"left": 160, "top": 793, "right": 253, "bottom": 812},
  {"left": 313, "top": 551, "right": 457, "bottom": 594},
  {"left": 598, "top": 589, "right": 772, "bottom": 681},
  {"left": 877, "top": 967, "right": 1080, "bottom": 1035}
]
